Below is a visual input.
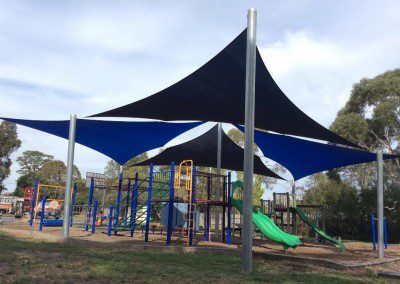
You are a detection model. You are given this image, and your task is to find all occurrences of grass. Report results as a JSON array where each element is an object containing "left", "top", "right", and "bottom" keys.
[{"left": 0, "top": 231, "right": 386, "bottom": 283}]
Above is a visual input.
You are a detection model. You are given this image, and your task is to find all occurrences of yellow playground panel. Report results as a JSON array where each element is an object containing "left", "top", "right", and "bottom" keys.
[{"left": 174, "top": 160, "right": 197, "bottom": 245}]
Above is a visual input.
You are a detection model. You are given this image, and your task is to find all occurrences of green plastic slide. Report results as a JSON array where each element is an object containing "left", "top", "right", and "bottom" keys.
[
  {"left": 231, "top": 198, "right": 301, "bottom": 250},
  {"left": 294, "top": 207, "right": 346, "bottom": 251}
]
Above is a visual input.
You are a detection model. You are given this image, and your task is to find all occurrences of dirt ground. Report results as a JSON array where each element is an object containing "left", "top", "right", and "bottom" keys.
[{"left": 2, "top": 216, "right": 400, "bottom": 274}]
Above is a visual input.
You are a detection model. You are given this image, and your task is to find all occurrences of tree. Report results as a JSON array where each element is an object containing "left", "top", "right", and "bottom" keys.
[
  {"left": 303, "top": 69, "right": 400, "bottom": 242},
  {"left": 37, "top": 160, "right": 81, "bottom": 184},
  {"left": 104, "top": 160, "right": 120, "bottom": 179},
  {"left": 0, "top": 121, "right": 21, "bottom": 193},
  {"left": 16, "top": 150, "right": 53, "bottom": 176}
]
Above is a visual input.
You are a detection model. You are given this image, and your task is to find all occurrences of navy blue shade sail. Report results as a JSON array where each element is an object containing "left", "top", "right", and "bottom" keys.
[
  {"left": 91, "top": 30, "right": 359, "bottom": 149},
  {"left": 1, "top": 117, "right": 202, "bottom": 165},
  {"left": 237, "top": 126, "right": 399, "bottom": 180},
  {"left": 133, "top": 125, "right": 283, "bottom": 179}
]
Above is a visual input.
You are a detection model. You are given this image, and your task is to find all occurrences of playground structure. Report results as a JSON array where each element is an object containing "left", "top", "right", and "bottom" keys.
[
  {"left": 27, "top": 161, "right": 350, "bottom": 251},
  {"left": 102, "top": 161, "right": 233, "bottom": 246},
  {"left": 265, "top": 191, "right": 345, "bottom": 250}
]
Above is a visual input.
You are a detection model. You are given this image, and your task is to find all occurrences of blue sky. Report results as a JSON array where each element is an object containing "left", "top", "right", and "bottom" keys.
[{"left": 1, "top": 1, "right": 400, "bottom": 196}]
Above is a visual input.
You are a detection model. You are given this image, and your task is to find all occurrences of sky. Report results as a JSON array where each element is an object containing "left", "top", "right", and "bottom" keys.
[{"left": 1, "top": 1, "right": 400, "bottom": 198}]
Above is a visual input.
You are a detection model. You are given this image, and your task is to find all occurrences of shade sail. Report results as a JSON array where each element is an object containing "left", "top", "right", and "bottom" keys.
[
  {"left": 133, "top": 124, "right": 283, "bottom": 179},
  {"left": 237, "top": 126, "right": 399, "bottom": 180},
  {"left": 1, "top": 117, "right": 201, "bottom": 165},
  {"left": 91, "top": 30, "right": 359, "bottom": 149}
]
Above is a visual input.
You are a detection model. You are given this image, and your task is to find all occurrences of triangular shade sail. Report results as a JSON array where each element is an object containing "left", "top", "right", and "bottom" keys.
[
  {"left": 91, "top": 30, "right": 359, "bottom": 149},
  {"left": 237, "top": 126, "right": 399, "bottom": 180},
  {"left": 132, "top": 124, "right": 283, "bottom": 179},
  {"left": 1, "top": 117, "right": 201, "bottom": 165}
]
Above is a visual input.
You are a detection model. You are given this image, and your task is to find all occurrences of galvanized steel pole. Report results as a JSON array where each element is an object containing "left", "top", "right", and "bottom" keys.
[
  {"left": 242, "top": 8, "right": 257, "bottom": 273},
  {"left": 62, "top": 114, "right": 77, "bottom": 239},
  {"left": 377, "top": 150, "right": 384, "bottom": 259}
]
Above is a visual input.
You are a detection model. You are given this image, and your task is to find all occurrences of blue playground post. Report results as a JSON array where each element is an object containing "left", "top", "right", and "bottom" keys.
[
  {"left": 205, "top": 176, "right": 211, "bottom": 242},
  {"left": 39, "top": 196, "right": 46, "bottom": 231},
  {"left": 227, "top": 172, "right": 232, "bottom": 245},
  {"left": 91, "top": 200, "right": 99, "bottom": 234},
  {"left": 145, "top": 164, "right": 154, "bottom": 242},
  {"left": 222, "top": 176, "right": 226, "bottom": 243},
  {"left": 114, "top": 172, "right": 123, "bottom": 235},
  {"left": 124, "top": 179, "right": 131, "bottom": 227},
  {"left": 85, "top": 177, "right": 95, "bottom": 231},
  {"left": 130, "top": 173, "right": 139, "bottom": 237},
  {"left": 166, "top": 163, "right": 175, "bottom": 245},
  {"left": 372, "top": 214, "right": 376, "bottom": 250},
  {"left": 189, "top": 166, "right": 197, "bottom": 246},
  {"left": 70, "top": 183, "right": 77, "bottom": 227},
  {"left": 384, "top": 217, "right": 388, "bottom": 249},
  {"left": 29, "top": 178, "right": 39, "bottom": 226},
  {"left": 107, "top": 205, "right": 114, "bottom": 237}
]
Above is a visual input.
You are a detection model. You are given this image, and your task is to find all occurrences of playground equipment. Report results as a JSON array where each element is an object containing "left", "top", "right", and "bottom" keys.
[
  {"left": 263, "top": 191, "right": 346, "bottom": 251},
  {"left": 371, "top": 214, "right": 388, "bottom": 250},
  {"left": 97, "top": 161, "right": 233, "bottom": 246}
]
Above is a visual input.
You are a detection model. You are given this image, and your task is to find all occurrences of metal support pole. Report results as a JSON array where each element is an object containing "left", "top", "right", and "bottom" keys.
[
  {"left": 189, "top": 166, "right": 197, "bottom": 246},
  {"left": 384, "top": 217, "right": 388, "bottom": 249},
  {"left": 145, "top": 164, "right": 154, "bottom": 242},
  {"left": 227, "top": 172, "right": 232, "bottom": 245},
  {"left": 372, "top": 214, "right": 376, "bottom": 250},
  {"left": 377, "top": 150, "right": 384, "bottom": 259},
  {"left": 167, "top": 163, "right": 175, "bottom": 245},
  {"left": 108, "top": 205, "right": 114, "bottom": 237},
  {"left": 206, "top": 176, "right": 211, "bottom": 242},
  {"left": 292, "top": 182, "right": 297, "bottom": 234},
  {"left": 29, "top": 178, "right": 39, "bottom": 226},
  {"left": 130, "top": 173, "right": 139, "bottom": 237},
  {"left": 242, "top": 8, "right": 257, "bottom": 274},
  {"left": 215, "top": 122, "right": 222, "bottom": 240},
  {"left": 222, "top": 176, "right": 226, "bottom": 243},
  {"left": 286, "top": 192, "right": 290, "bottom": 233},
  {"left": 39, "top": 197, "right": 46, "bottom": 231},
  {"left": 70, "top": 183, "right": 77, "bottom": 227},
  {"left": 124, "top": 179, "right": 131, "bottom": 227},
  {"left": 85, "top": 177, "right": 95, "bottom": 231},
  {"left": 91, "top": 200, "right": 98, "bottom": 234},
  {"left": 114, "top": 171, "right": 123, "bottom": 235},
  {"left": 62, "top": 114, "right": 76, "bottom": 239}
]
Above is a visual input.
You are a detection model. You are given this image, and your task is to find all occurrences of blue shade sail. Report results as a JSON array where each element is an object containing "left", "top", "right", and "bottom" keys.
[
  {"left": 237, "top": 126, "right": 399, "bottom": 180},
  {"left": 1, "top": 117, "right": 202, "bottom": 165}
]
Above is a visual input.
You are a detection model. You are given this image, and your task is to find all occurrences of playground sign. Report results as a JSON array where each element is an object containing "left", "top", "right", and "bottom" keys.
[{"left": 85, "top": 172, "right": 106, "bottom": 189}]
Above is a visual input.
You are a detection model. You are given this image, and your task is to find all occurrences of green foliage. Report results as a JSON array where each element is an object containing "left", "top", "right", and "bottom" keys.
[
  {"left": 302, "top": 174, "right": 360, "bottom": 239},
  {"left": 16, "top": 150, "right": 53, "bottom": 176},
  {"left": 0, "top": 121, "right": 21, "bottom": 193},
  {"left": 37, "top": 160, "right": 81, "bottom": 184},
  {"left": 104, "top": 160, "right": 120, "bottom": 179},
  {"left": 305, "top": 69, "right": 400, "bottom": 242}
]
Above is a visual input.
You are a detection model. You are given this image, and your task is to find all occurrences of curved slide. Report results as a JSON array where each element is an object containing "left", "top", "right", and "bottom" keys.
[
  {"left": 231, "top": 198, "right": 301, "bottom": 250},
  {"left": 294, "top": 207, "right": 346, "bottom": 251}
]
